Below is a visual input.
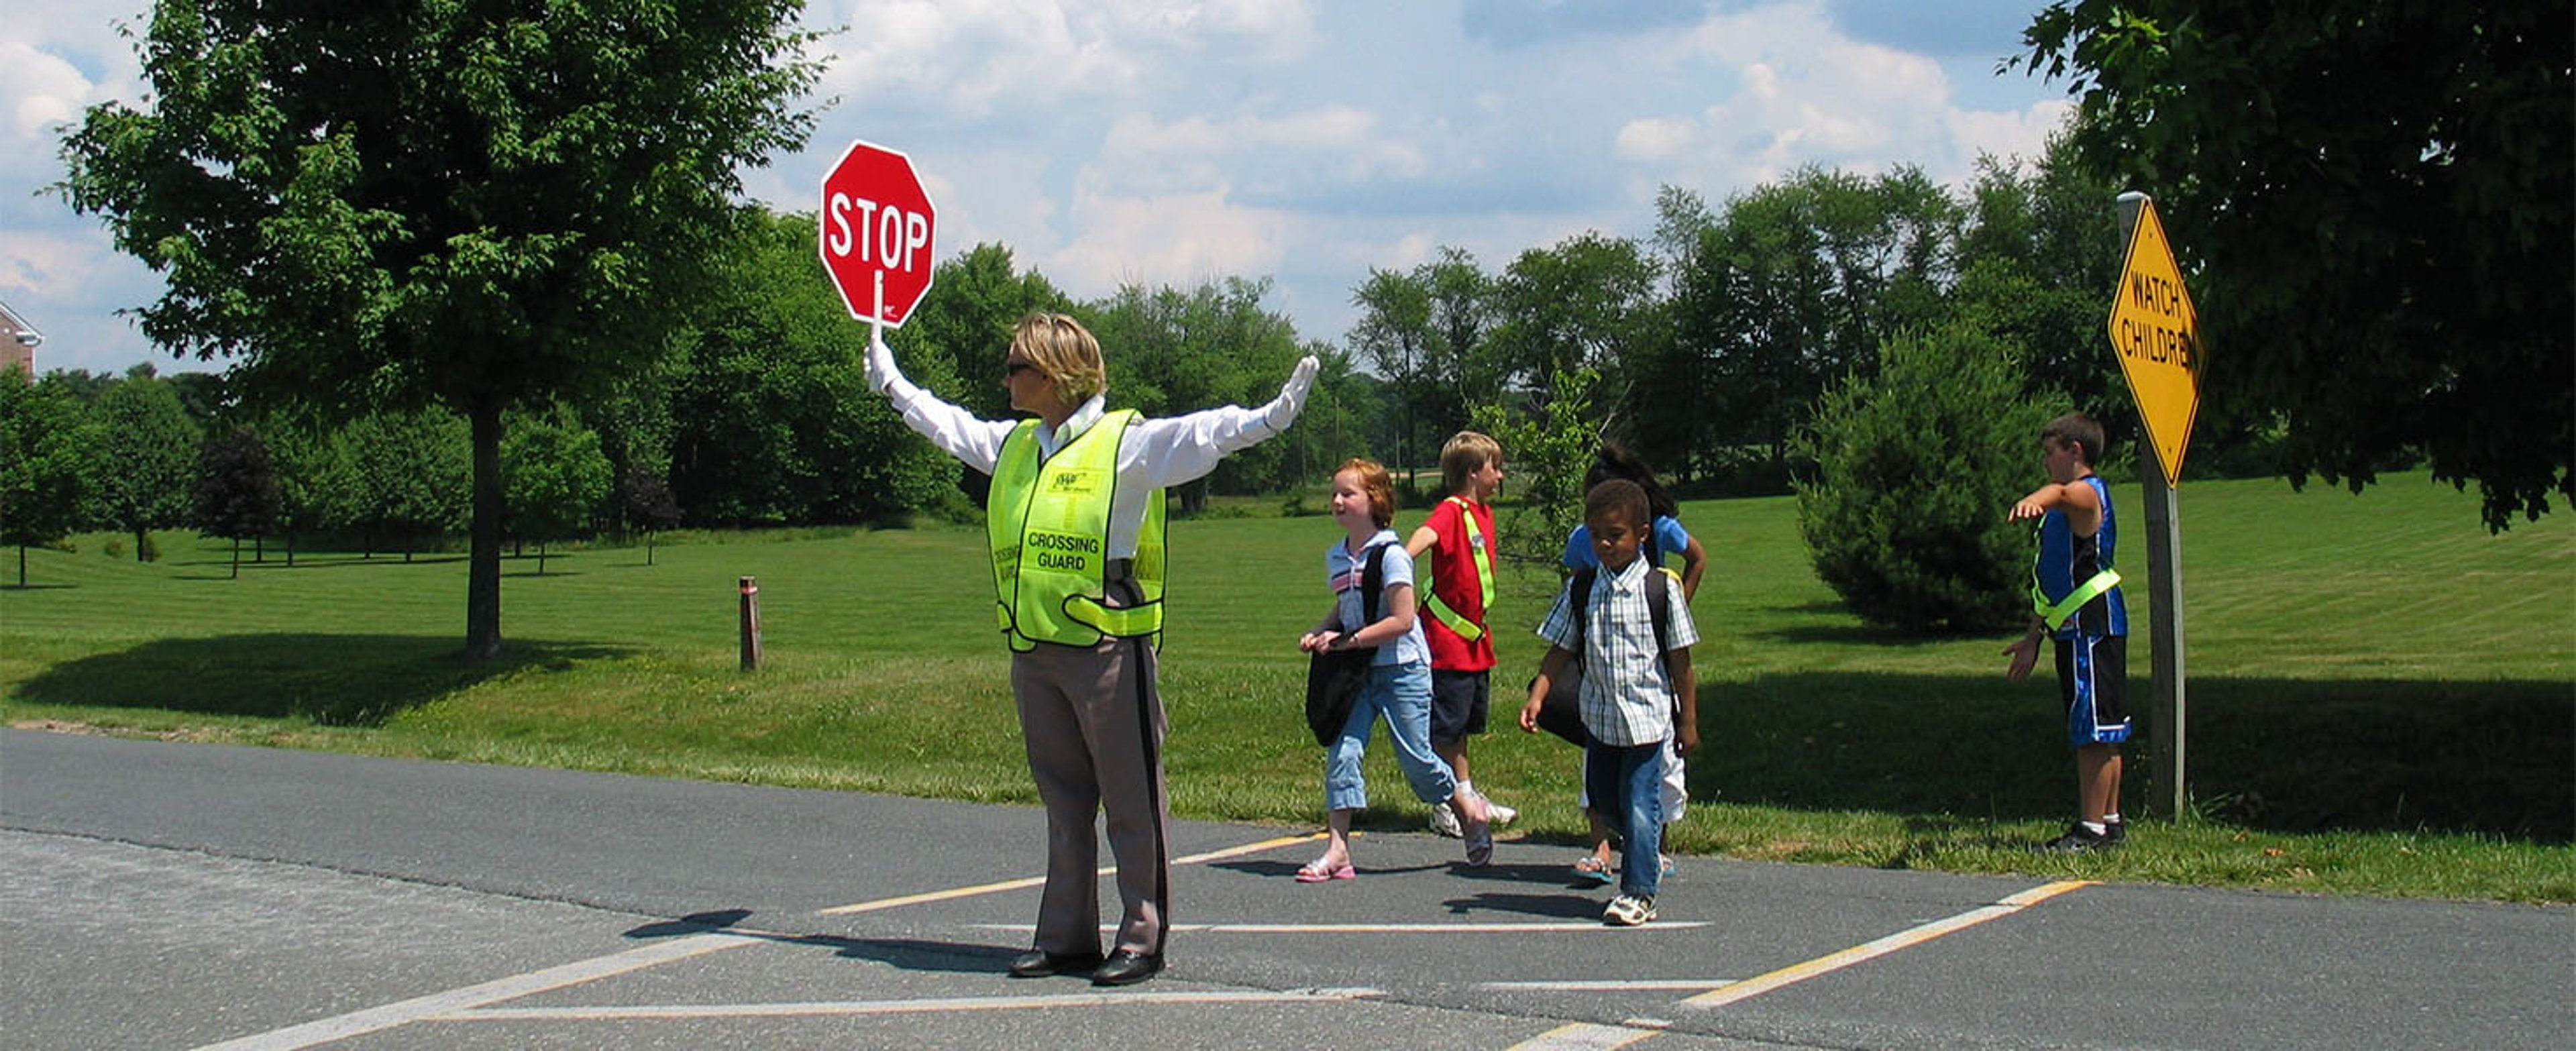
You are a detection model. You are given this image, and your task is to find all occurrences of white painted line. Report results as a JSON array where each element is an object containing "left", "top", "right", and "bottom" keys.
[
  {"left": 1680, "top": 879, "right": 2095, "bottom": 1009},
  {"left": 1483, "top": 979, "right": 1737, "bottom": 992},
  {"left": 191, "top": 932, "right": 758, "bottom": 1051},
  {"left": 818, "top": 832, "right": 1324, "bottom": 916},
  {"left": 1508, "top": 1021, "right": 1664, "bottom": 1050},
  {"left": 436, "top": 987, "right": 1385, "bottom": 1021},
  {"left": 972, "top": 920, "right": 1712, "bottom": 934}
]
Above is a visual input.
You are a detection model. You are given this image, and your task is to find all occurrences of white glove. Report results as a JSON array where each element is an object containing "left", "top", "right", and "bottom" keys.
[
  {"left": 864, "top": 321, "right": 902, "bottom": 396},
  {"left": 1263, "top": 355, "right": 1320, "bottom": 431}
]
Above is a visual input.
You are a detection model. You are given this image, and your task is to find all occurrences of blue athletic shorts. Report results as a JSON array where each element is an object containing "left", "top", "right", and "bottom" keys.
[
  {"left": 2053, "top": 634, "right": 2131, "bottom": 748},
  {"left": 1429, "top": 669, "right": 1490, "bottom": 746}
]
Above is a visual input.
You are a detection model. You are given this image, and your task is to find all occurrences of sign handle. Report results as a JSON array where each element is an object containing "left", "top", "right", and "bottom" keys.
[{"left": 2117, "top": 191, "right": 2188, "bottom": 822}]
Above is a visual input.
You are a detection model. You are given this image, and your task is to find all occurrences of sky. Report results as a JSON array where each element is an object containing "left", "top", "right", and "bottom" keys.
[{"left": 0, "top": 0, "right": 2076, "bottom": 377}]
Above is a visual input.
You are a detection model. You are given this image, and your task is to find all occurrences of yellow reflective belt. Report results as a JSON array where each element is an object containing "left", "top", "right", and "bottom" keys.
[
  {"left": 2032, "top": 569, "right": 2122, "bottom": 631},
  {"left": 1423, "top": 496, "right": 1494, "bottom": 642}
]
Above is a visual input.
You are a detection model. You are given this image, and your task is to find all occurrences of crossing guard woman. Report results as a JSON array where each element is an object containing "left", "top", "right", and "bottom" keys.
[{"left": 865, "top": 313, "right": 1318, "bottom": 987}]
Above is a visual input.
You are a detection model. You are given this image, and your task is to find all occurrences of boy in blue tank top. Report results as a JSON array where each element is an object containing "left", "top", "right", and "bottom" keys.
[{"left": 2001, "top": 412, "right": 2131, "bottom": 852}]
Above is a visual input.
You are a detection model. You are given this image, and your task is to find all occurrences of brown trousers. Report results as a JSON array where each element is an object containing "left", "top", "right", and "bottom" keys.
[{"left": 1009, "top": 628, "right": 1170, "bottom": 958}]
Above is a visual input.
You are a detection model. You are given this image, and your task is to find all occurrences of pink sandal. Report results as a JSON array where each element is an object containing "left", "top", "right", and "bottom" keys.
[{"left": 1294, "top": 859, "right": 1356, "bottom": 883}]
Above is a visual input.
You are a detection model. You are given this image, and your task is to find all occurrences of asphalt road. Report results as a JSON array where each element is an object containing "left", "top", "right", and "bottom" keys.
[{"left": 3, "top": 729, "right": 2566, "bottom": 1050}]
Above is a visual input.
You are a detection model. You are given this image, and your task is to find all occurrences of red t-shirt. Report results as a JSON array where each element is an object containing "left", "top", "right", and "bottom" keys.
[{"left": 1419, "top": 496, "right": 1497, "bottom": 671}]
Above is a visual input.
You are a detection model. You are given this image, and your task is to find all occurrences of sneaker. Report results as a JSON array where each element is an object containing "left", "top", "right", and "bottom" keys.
[
  {"left": 1603, "top": 893, "right": 1656, "bottom": 927},
  {"left": 2039, "top": 823, "right": 2116, "bottom": 853},
  {"left": 2104, "top": 818, "right": 2128, "bottom": 846},
  {"left": 1659, "top": 853, "right": 1677, "bottom": 877},
  {"left": 1428, "top": 801, "right": 1462, "bottom": 838},
  {"left": 1485, "top": 801, "right": 1519, "bottom": 828}
]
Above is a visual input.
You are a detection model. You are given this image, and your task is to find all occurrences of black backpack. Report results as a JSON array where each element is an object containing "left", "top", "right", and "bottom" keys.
[{"left": 1532, "top": 563, "right": 1675, "bottom": 746}]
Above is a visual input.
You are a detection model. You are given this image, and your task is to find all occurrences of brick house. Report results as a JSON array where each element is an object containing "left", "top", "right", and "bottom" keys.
[{"left": 0, "top": 298, "right": 40, "bottom": 375}]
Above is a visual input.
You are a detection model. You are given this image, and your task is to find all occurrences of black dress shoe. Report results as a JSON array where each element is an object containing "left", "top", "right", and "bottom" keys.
[
  {"left": 1006, "top": 948, "right": 1104, "bottom": 979},
  {"left": 1089, "top": 949, "right": 1163, "bottom": 987}
]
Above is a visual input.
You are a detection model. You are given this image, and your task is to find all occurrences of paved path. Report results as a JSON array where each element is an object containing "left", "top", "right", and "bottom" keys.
[{"left": 3, "top": 730, "right": 2566, "bottom": 1049}]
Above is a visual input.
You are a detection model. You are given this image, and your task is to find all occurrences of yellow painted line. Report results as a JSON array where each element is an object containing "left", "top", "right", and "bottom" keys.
[
  {"left": 1680, "top": 880, "right": 2094, "bottom": 1009},
  {"left": 1507, "top": 1021, "right": 1664, "bottom": 1050},
  {"left": 1485, "top": 979, "right": 1735, "bottom": 992},
  {"left": 437, "top": 987, "right": 1385, "bottom": 1021},
  {"left": 818, "top": 832, "right": 1323, "bottom": 916}
]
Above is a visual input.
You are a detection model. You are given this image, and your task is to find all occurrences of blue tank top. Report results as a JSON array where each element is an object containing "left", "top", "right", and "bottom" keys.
[{"left": 2036, "top": 476, "right": 2128, "bottom": 638}]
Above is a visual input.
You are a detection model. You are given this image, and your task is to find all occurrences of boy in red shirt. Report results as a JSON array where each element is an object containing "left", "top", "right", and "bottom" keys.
[{"left": 1407, "top": 431, "right": 1519, "bottom": 836}]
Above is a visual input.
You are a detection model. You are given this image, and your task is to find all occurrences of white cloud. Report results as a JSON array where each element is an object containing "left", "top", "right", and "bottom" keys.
[
  {"left": 3, "top": 0, "right": 2077, "bottom": 374},
  {"left": 1044, "top": 187, "right": 1286, "bottom": 301}
]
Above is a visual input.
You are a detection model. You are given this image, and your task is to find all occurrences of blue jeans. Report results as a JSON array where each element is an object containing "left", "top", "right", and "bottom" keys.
[
  {"left": 1585, "top": 738, "right": 1666, "bottom": 897},
  {"left": 1324, "top": 659, "right": 1456, "bottom": 812}
]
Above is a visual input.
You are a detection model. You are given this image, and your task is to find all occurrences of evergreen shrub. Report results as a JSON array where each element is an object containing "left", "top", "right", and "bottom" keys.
[{"left": 1794, "top": 325, "right": 2066, "bottom": 633}]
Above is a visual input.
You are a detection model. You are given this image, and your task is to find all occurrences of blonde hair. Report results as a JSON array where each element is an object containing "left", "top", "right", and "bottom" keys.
[
  {"left": 1438, "top": 431, "right": 1503, "bottom": 495},
  {"left": 1012, "top": 313, "right": 1107, "bottom": 404},
  {"left": 1336, "top": 457, "right": 1398, "bottom": 530}
]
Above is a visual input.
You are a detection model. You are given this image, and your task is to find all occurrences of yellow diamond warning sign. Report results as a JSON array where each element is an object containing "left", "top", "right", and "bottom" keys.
[{"left": 2107, "top": 197, "right": 2202, "bottom": 486}]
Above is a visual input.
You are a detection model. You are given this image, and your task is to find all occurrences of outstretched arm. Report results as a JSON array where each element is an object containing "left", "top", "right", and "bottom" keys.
[
  {"left": 2008, "top": 477, "right": 2101, "bottom": 533},
  {"left": 1124, "top": 355, "right": 1320, "bottom": 488},
  {"left": 863, "top": 319, "right": 1012, "bottom": 474}
]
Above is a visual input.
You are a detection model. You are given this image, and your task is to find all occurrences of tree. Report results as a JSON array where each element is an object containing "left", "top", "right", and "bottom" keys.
[
  {"left": 1794, "top": 325, "right": 2068, "bottom": 633},
  {"left": 2016, "top": 0, "right": 2572, "bottom": 529},
  {"left": 89, "top": 370, "right": 203, "bottom": 562},
  {"left": 195, "top": 425, "right": 281, "bottom": 579},
  {"left": 1470, "top": 366, "right": 1603, "bottom": 573},
  {"left": 343, "top": 409, "right": 471, "bottom": 561},
  {"left": 617, "top": 462, "right": 682, "bottom": 565},
  {"left": 501, "top": 406, "right": 612, "bottom": 575},
  {"left": 1671, "top": 167, "right": 1965, "bottom": 484},
  {"left": 0, "top": 370, "right": 91, "bottom": 586},
  {"left": 1487, "top": 233, "right": 1662, "bottom": 417},
  {"left": 1955, "top": 141, "right": 2127, "bottom": 421},
  {"left": 1085, "top": 278, "right": 1311, "bottom": 510},
  {"left": 665, "top": 209, "right": 955, "bottom": 527},
  {"left": 261, "top": 412, "right": 356, "bottom": 567},
  {"left": 62, "top": 0, "right": 826, "bottom": 656}
]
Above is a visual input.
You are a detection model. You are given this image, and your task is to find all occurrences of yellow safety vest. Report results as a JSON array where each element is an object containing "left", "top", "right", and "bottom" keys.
[
  {"left": 987, "top": 410, "right": 1167, "bottom": 651},
  {"left": 1421, "top": 496, "right": 1495, "bottom": 642}
]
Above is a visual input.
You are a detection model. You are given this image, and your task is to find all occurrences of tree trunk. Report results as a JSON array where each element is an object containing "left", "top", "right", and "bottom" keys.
[
  {"left": 231, "top": 536, "right": 241, "bottom": 579},
  {"left": 466, "top": 402, "right": 506, "bottom": 660},
  {"left": 16, "top": 545, "right": 24, "bottom": 588},
  {"left": 133, "top": 527, "right": 148, "bottom": 562}
]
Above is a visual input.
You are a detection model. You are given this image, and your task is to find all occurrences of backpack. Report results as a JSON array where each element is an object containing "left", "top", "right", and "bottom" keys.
[
  {"left": 1532, "top": 563, "right": 1675, "bottom": 746},
  {"left": 1303, "top": 541, "right": 1390, "bottom": 746}
]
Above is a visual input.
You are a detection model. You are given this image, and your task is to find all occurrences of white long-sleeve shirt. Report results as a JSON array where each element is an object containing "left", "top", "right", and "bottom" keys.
[{"left": 883, "top": 376, "right": 1289, "bottom": 558}]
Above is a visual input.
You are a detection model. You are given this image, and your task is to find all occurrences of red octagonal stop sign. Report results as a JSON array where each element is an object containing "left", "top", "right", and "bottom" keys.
[{"left": 818, "top": 139, "right": 938, "bottom": 327}]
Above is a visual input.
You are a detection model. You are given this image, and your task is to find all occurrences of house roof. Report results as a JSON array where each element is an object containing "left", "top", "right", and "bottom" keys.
[{"left": 0, "top": 298, "right": 41, "bottom": 346}]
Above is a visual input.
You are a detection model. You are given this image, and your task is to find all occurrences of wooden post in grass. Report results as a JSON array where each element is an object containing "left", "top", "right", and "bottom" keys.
[
  {"left": 739, "top": 576, "right": 762, "bottom": 671},
  {"left": 2113, "top": 192, "right": 2195, "bottom": 820}
]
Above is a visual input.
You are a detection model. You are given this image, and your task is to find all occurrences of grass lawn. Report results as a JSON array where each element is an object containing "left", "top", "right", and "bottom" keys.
[{"left": 5, "top": 470, "right": 2570, "bottom": 903}]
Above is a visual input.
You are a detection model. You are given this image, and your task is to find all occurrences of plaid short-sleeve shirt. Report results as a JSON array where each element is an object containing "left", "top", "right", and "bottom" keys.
[{"left": 1535, "top": 555, "right": 1699, "bottom": 746}]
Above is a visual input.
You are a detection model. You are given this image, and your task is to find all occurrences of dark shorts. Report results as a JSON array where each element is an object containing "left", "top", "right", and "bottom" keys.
[
  {"left": 1429, "top": 669, "right": 1490, "bottom": 746},
  {"left": 2053, "top": 634, "right": 2131, "bottom": 748}
]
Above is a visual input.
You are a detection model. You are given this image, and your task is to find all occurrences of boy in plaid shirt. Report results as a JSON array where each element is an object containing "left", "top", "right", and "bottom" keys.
[{"left": 1519, "top": 479, "right": 1699, "bottom": 926}]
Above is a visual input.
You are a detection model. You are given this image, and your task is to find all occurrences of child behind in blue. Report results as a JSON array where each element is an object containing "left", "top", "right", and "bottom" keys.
[
  {"left": 1521, "top": 479, "right": 1699, "bottom": 926},
  {"left": 1297, "top": 457, "right": 1494, "bottom": 880}
]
